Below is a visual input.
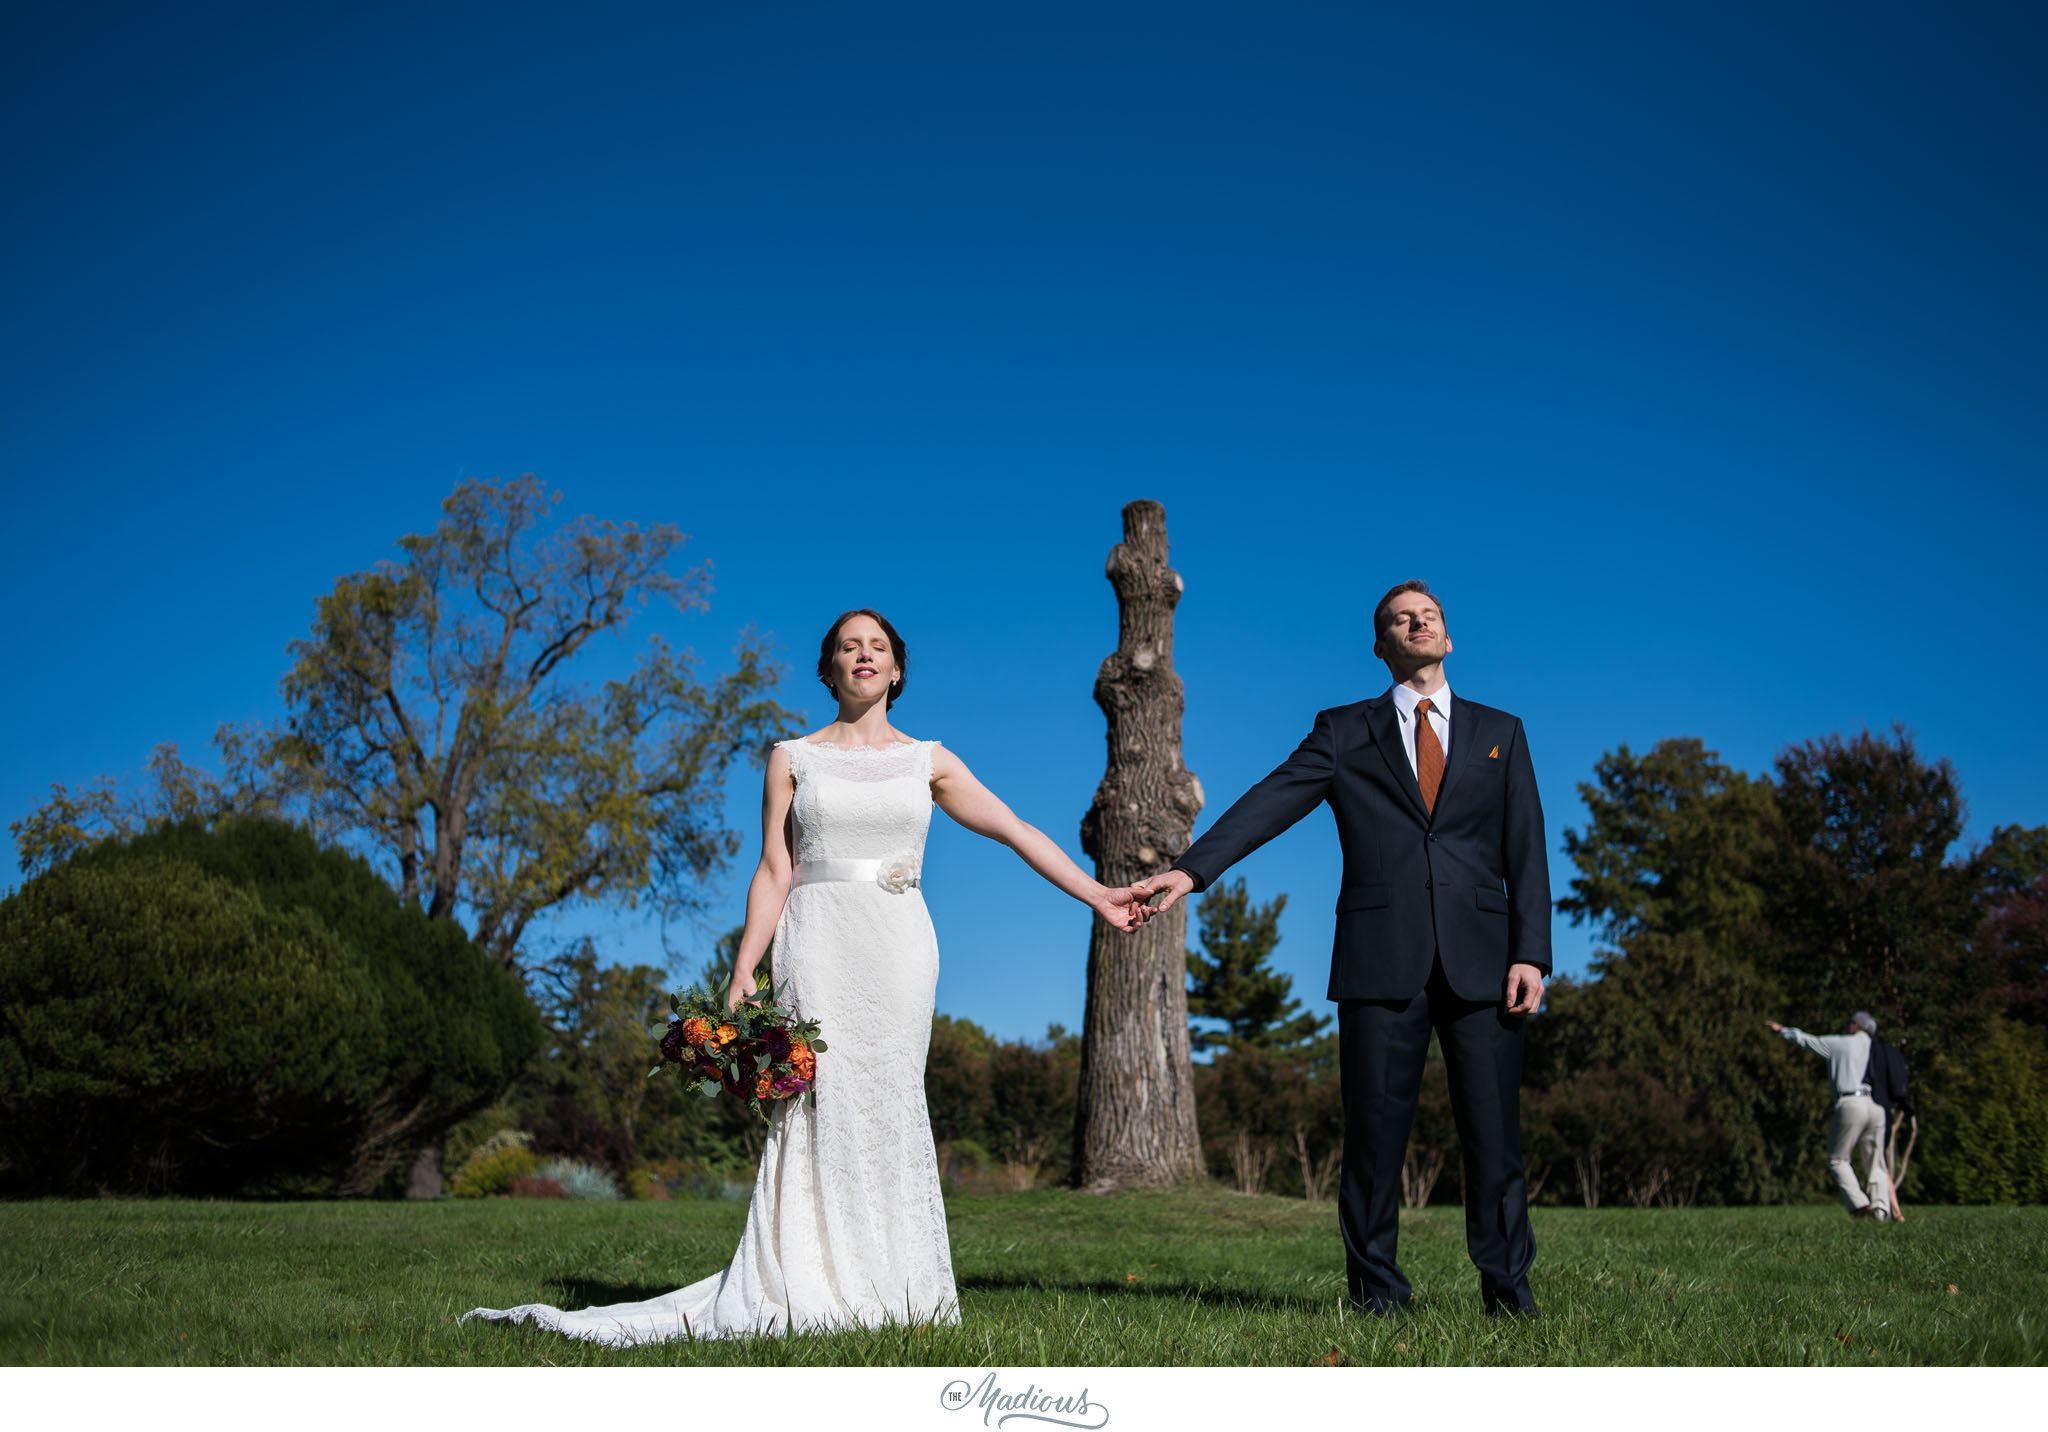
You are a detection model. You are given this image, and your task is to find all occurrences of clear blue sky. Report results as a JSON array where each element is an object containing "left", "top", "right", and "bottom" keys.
[{"left": 4, "top": 1, "right": 2044, "bottom": 1041}]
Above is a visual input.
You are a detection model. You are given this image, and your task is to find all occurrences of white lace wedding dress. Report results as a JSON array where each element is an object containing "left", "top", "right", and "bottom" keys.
[{"left": 465, "top": 738, "right": 959, "bottom": 1343}]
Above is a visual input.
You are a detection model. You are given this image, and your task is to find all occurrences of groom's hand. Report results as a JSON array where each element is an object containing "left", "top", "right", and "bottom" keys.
[
  {"left": 1129, "top": 868, "right": 1196, "bottom": 915},
  {"left": 1503, "top": 963, "right": 1545, "bottom": 1017}
]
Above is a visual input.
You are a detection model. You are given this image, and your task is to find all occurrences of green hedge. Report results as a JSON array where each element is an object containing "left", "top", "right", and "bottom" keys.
[
  {"left": 0, "top": 852, "right": 382, "bottom": 1193},
  {"left": 0, "top": 818, "right": 542, "bottom": 1195}
]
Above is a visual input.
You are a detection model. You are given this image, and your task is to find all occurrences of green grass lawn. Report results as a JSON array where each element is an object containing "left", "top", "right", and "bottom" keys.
[{"left": 2, "top": 1188, "right": 2042, "bottom": 1365}]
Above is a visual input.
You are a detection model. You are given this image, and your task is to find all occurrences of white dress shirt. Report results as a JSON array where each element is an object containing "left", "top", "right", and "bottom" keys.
[
  {"left": 1389, "top": 681, "right": 1452, "bottom": 779},
  {"left": 1780, "top": 1027, "right": 1874, "bottom": 1098}
]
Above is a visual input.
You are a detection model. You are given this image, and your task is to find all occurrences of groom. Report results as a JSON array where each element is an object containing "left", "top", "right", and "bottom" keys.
[{"left": 1132, "top": 580, "right": 1550, "bottom": 1315}]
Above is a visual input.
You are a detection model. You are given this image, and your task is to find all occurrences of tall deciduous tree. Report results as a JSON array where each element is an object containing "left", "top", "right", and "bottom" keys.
[
  {"left": 269, "top": 477, "right": 800, "bottom": 967},
  {"left": 1185, "top": 878, "right": 1328, "bottom": 1054},
  {"left": 1558, "top": 737, "right": 1778, "bottom": 947},
  {"left": 1764, "top": 726, "right": 1987, "bottom": 1053},
  {"left": 1071, "top": 500, "right": 1205, "bottom": 1192},
  {"left": 17, "top": 479, "right": 799, "bottom": 967}
]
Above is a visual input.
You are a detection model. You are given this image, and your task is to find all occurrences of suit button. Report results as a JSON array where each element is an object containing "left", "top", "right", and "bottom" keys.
[
  {"left": 1424, "top": 881, "right": 1432, "bottom": 890},
  {"left": 1427, "top": 834, "right": 1438, "bottom": 843}
]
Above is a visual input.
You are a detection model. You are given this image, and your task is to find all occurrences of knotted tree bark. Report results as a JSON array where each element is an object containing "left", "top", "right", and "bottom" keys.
[{"left": 1070, "top": 500, "right": 1207, "bottom": 1192}]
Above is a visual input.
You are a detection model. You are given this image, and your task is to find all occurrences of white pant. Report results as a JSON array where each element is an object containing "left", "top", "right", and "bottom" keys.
[{"left": 1828, "top": 1093, "right": 1889, "bottom": 1215}]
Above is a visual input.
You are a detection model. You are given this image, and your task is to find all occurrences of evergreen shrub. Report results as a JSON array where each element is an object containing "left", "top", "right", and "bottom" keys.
[
  {"left": 75, "top": 818, "right": 543, "bottom": 1192},
  {"left": 0, "top": 818, "right": 543, "bottom": 1195},
  {"left": 0, "top": 854, "right": 383, "bottom": 1194}
]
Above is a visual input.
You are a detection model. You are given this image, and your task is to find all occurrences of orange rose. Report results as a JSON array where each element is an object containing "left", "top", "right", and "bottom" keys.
[
  {"left": 681, "top": 1016, "right": 715, "bottom": 1048},
  {"left": 754, "top": 1071, "right": 774, "bottom": 1099},
  {"left": 788, "top": 1042, "right": 816, "bottom": 1080},
  {"left": 715, "top": 1023, "right": 739, "bottom": 1046}
]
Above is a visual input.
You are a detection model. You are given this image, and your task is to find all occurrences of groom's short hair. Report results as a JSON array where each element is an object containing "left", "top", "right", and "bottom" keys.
[{"left": 1372, "top": 579, "right": 1445, "bottom": 638}]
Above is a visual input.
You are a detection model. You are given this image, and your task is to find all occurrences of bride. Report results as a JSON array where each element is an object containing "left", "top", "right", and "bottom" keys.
[{"left": 466, "top": 608, "right": 1145, "bottom": 1344}]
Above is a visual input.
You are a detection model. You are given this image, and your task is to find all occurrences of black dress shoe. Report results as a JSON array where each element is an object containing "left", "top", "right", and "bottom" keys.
[
  {"left": 1483, "top": 1287, "right": 1541, "bottom": 1317},
  {"left": 1349, "top": 1295, "right": 1414, "bottom": 1316}
]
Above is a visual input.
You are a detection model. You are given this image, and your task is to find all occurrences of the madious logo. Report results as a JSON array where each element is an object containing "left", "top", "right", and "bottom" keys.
[{"left": 938, "top": 1371, "right": 1109, "bottom": 1429}]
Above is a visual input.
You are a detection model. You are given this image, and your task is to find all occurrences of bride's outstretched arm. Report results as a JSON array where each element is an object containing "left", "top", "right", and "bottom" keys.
[
  {"left": 729, "top": 744, "right": 796, "bottom": 1008},
  {"left": 930, "top": 745, "right": 1144, "bottom": 932}
]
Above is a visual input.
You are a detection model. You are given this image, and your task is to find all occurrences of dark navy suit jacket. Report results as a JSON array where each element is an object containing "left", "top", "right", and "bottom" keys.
[{"left": 1174, "top": 691, "right": 1552, "bottom": 1003}]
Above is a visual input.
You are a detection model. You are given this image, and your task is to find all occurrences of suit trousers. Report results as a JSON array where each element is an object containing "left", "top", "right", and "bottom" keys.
[{"left": 1337, "top": 958, "right": 1536, "bottom": 1313}]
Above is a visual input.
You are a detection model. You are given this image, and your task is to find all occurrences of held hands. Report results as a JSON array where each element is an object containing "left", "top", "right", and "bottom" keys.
[
  {"left": 1126, "top": 869, "right": 1196, "bottom": 923},
  {"left": 1088, "top": 872, "right": 1192, "bottom": 932},
  {"left": 1089, "top": 869, "right": 1196, "bottom": 932},
  {"left": 1090, "top": 884, "right": 1152, "bottom": 932}
]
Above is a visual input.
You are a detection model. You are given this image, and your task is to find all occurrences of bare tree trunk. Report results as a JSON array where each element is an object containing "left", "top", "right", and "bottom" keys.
[
  {"left": 1626, "top": 1162, "right": 1671, "bottom": 1207},
  {"left": 1401, "top": 1145, "right": 1447, "bottom": 1207},
  {"left": 1070, "top": 500, "right": 1207, "bottom": 1193},
  {"left": 1575, "top": 1150, "right": 1603, "bottom": 1209},
  {"left": 1230, "top": 1130, "right": 1272, "bottom": 1195},
  {"left": 1295, "top": 1126, "right": 1341, "bottom": 1202}
]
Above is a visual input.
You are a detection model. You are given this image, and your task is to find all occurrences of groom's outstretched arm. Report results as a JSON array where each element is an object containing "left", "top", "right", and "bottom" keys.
[{"left": 1132, "top": 710, "right": 1337, "bottom": 913}]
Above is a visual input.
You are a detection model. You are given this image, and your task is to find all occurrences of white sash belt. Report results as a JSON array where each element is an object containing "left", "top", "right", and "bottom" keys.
[{"left": 794, "top": 857, "right": 919, "bottom": 889}]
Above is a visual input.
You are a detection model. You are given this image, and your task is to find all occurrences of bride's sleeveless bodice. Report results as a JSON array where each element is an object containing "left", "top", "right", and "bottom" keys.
[
  {"left": 788, "top": 738, "right": 936, "bottom": 867},
  {"left": 465, "top": 736, "right": 958, "bottom": 1344}
]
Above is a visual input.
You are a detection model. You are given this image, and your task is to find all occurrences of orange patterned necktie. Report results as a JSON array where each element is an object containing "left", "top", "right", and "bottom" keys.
[{"left": 1415, "top": 698, "right": 1444, "bottom": 814}]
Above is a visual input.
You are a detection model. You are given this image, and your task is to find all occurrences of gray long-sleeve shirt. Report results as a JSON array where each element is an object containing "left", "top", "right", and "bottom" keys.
[{"left": 1780, "top": 1027, "right": 1872, "bottom": 1097}]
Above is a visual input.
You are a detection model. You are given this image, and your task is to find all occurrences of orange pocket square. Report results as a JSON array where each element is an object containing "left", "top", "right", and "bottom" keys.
[{"left": 1488, "top": 745, "right": 1499, "bottom": 759}]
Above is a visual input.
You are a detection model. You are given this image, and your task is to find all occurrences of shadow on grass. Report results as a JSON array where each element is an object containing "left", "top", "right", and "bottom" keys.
[
  {"left": 958, "top": 1272, "right": 1329, "bottom": 1314},
  {"left": 542, "top": 1277, "right": 678, "bottom": 1307}
]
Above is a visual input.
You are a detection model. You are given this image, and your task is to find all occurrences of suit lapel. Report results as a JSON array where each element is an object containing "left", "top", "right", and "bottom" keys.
[
  {"left": 1365, "top": 696, "right": 1431, "bottom": 822},
  {"left": 1429, "top": 698, "right": 1487, "bottom": 816}
]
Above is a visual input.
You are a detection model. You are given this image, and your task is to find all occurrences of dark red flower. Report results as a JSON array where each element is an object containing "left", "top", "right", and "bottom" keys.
[{"left": 659, "top": 1021, "right": 689, "bottom": 1063}]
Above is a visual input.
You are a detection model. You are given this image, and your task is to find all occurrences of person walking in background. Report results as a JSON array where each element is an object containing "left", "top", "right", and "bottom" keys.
[{"left": 1767, "top": 1010, "right": 1891, "bottom": 1221}]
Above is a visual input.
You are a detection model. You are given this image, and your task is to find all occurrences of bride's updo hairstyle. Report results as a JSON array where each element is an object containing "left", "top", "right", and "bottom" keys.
[{"left": 817, "top": 608, "right": 909, "bottom": 710}]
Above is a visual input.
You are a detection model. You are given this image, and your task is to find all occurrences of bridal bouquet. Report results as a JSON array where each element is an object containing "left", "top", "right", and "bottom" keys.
[{"left": 652, "top": 980, "right": 827, "bottom": 1123}]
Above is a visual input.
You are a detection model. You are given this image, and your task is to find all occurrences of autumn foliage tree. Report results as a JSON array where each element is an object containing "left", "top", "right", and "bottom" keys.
[
  {"left": 267, "top": 477, "right": 800, "bottom": 968},
  {"left": 12, "top": 477, "right": 800, "bottom": 1195}
]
